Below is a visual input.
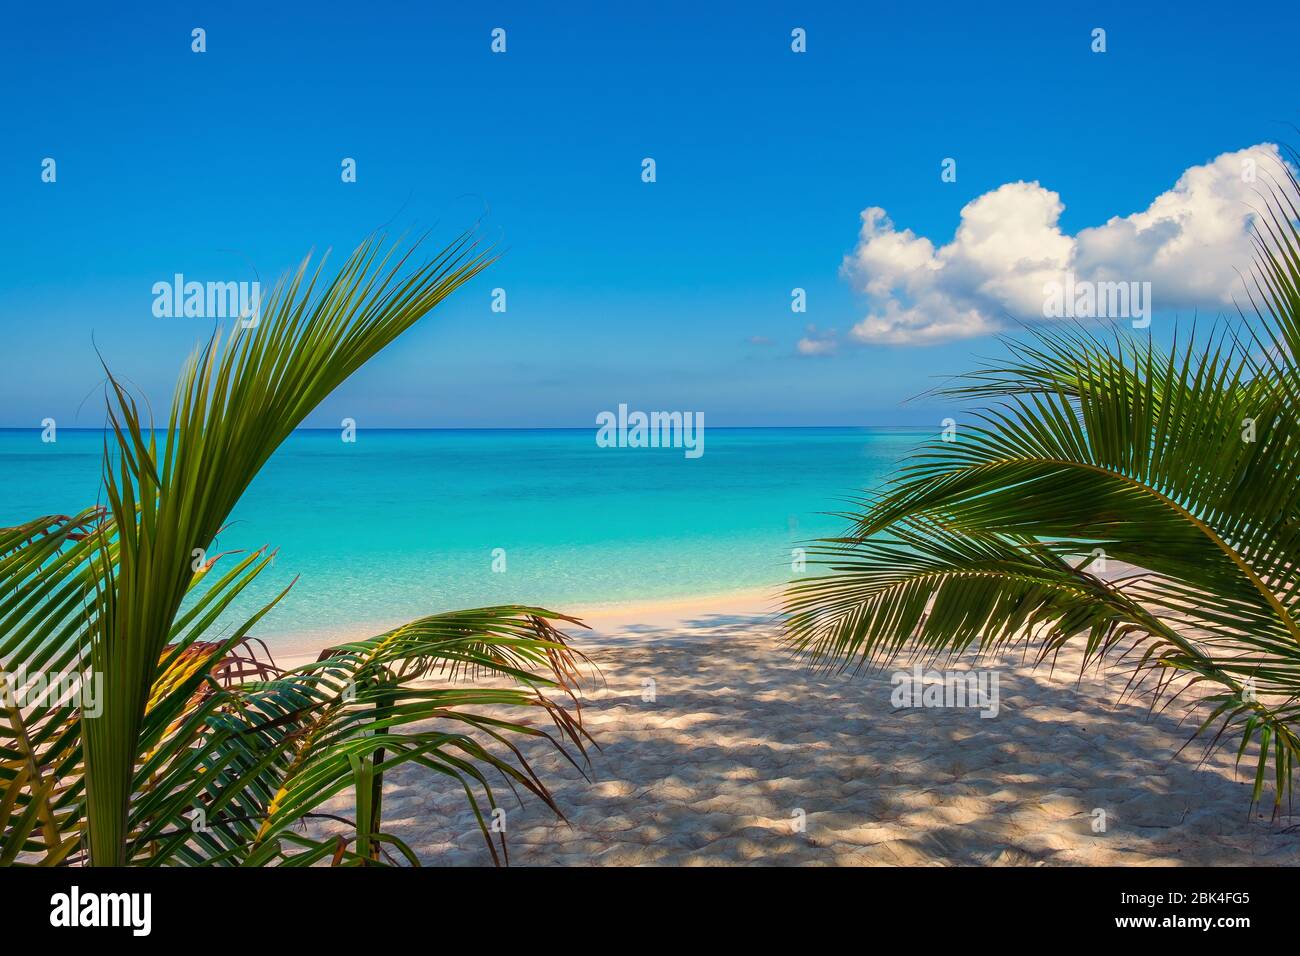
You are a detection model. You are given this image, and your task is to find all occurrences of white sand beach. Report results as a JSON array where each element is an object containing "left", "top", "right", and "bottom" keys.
[{"left": 304, "top": 592, "right": 1300, "bottom": 866}]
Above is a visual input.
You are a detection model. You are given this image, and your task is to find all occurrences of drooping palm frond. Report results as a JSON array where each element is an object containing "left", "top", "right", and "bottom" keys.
[
  {"left": 1, "top": 233, "right": 591, "bottom": 866},
  {"left": 785, "top": 157, "right": 1300, "bottom": 809},
  {"left": 1, "top": 509, "right": 116, "bottom": 865},
  {"left": 124, "top": 606, "right": 590, "bottom": 867}
]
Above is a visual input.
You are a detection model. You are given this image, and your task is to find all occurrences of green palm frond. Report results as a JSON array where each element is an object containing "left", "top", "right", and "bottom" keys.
[
  {"left": 785, "top": 158, "right": 1300, "bottom": 809},
  {"left": 1, "top": 233, "right": 591, "bottom": 866}
]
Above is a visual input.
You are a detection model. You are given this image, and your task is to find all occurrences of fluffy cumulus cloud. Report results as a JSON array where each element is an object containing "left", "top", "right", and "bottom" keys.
[{"left": 842, "top": 144, "right": 1286, "bottom": 345}]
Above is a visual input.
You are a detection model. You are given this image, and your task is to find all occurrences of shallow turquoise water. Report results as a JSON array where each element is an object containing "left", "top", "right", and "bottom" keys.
[{"left": 0, "top": 428, "right": 923, "bottom": 643}]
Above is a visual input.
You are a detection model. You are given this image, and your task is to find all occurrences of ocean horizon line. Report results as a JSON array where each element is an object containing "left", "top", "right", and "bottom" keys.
[
  {"left": 0, "top": 424, "right": 934, "bottom": 433},
  {"left": 2, "top": 426, "right": 926, "bottom": 635}
]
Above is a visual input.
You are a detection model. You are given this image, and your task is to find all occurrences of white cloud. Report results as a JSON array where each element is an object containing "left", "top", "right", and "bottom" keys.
[
  {"left": 843, "top": 144, "right": 1286, "bottom": 345},
  {"left": 796, "top": 324, "right": 838, "bottom": 356}
]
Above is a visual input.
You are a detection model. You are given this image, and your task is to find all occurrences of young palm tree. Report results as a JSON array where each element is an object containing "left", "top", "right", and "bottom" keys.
[
  {"left": 784, "top": 156, "right": 1300, "bottom": 810},
  {"left": 0, "top": 234, "right": 590, "bottom": 866}
]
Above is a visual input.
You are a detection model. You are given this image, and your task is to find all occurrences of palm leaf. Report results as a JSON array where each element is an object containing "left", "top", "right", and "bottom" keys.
[
  {"left": 1, "top": 233, "right": 591, "bottom": 866},
  {"left": 785, "top": 157, "right": 1300, "bottom": 809}
]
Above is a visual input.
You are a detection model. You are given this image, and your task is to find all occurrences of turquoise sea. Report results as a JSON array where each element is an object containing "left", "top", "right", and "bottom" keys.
[{"left": 0, "top": 428, "right": 924, "bottom": 644}]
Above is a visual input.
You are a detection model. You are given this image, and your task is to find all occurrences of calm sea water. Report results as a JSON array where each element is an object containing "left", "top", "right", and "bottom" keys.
[{"left": 0, "top": 428, "right": 923, "bottom": 643}]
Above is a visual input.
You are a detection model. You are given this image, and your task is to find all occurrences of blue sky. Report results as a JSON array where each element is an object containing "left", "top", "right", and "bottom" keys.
[{"left": 1, "top": 1, "right": 1296, "bottom": 427}]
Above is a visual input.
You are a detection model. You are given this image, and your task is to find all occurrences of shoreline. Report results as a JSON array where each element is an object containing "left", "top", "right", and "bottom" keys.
[{"left": 267, "top": 585, "right": 783, "bottom": 669}]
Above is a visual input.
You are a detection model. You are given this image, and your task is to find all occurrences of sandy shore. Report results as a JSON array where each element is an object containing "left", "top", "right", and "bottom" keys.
[
  {"left": 267, "top": 587, "right": 782, "bottom": 668},
  {"left": 302, "top": 592, "right": 1300, "bottom": 865}
]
